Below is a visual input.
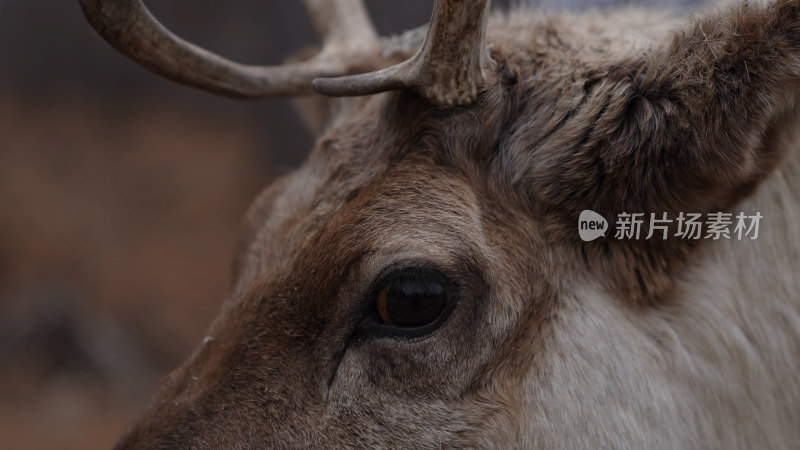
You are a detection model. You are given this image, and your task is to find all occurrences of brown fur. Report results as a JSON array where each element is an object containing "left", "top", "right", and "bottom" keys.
[{"left": 116, "top": 1, "right": 800, "bottom": 447}]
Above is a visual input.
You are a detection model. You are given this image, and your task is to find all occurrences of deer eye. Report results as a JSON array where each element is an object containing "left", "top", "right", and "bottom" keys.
[
  {"left": 358, "top": 268, "right": 454, "bottom": 338},
  {"left": 376, "top": 274, "right": 446, "bottom": 326}
]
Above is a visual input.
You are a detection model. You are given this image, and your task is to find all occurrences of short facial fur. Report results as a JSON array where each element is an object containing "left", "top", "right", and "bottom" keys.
[{"left": 115, "top": 1, "right": 800, "bottom": 448}]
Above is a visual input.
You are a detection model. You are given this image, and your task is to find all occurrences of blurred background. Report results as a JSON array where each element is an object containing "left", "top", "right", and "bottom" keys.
[{"left": 0, "top": 0, "right": 701, "bottom": 448}]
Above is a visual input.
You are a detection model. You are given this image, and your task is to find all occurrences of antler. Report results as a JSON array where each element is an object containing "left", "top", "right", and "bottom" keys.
[
  {"left": 79, "top": 0, "right": 381, "bottom": 98},
  {"left": 313, "top": 0, "right": 494, "bottom": 108},
  {"left": 80, "top": 0, "right": 494, "bottom": 107}
]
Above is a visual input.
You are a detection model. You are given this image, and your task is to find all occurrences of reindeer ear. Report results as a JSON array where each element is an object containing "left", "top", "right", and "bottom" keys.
[
  {"left": 513, "top": 0, "right": 800, "bottom": 301},
  {"left": 524, "top": 0, "right": 800, "bottom": 224}
]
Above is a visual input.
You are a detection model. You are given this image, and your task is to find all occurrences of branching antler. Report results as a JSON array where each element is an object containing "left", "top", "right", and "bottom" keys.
[
  {"left": 314, "top": 0, "right": 494, "bottom": 108},
  {"left": 80, "top": 0, "right": 494, "bottom": 108},
  {"left": 79, "top": 0, "right": 380, "bottom": 97}
]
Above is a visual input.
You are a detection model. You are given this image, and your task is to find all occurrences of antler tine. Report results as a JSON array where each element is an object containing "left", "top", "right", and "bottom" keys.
[
  {"left": 312, "top": 0, "right": 494, "bottom": 108},
  {"left": 79, "top": 0, "right": 381, "bottom": 98}
]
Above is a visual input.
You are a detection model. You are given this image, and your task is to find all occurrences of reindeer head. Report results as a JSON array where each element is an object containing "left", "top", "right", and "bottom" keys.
[{"left": 82, "top": 0, "right": 800, "bottom": 447}]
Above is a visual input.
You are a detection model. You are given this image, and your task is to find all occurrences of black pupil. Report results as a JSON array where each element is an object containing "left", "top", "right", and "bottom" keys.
[{"left": 383, "top": 275, "right": 446, "bottom": 326}]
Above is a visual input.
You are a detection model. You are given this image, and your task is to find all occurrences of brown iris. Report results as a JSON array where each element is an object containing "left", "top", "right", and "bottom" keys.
[{"left": 375, "top": 273, "right": 447, "bottom": 327}]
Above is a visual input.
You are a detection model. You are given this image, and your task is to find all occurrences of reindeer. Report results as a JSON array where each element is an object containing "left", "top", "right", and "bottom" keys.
[{"left": 80, "top": 0, "right": 800, "bottom": 447}]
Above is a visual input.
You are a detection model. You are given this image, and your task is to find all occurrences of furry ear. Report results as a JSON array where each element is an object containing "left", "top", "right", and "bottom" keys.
[
  {"left": 534, "top": 0, "right": 800, "bottom": 221},
  {"left": 510, "top": 0, "right": 800, "bottom": 301}
]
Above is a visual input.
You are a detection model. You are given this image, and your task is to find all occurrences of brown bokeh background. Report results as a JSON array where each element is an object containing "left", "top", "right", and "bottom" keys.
[{"left": 0, "top": 0, "right": 703, "bottom": 448}]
